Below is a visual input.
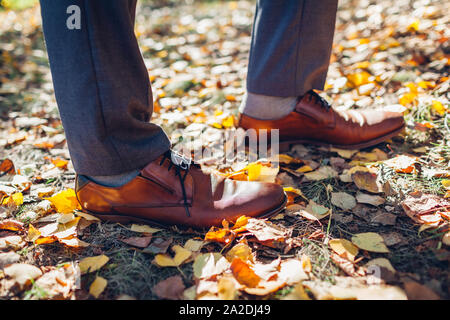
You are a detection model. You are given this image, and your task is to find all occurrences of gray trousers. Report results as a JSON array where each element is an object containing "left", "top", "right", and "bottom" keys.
[{"left": 40, "top": 0, "right": 338, "bottom": 176}]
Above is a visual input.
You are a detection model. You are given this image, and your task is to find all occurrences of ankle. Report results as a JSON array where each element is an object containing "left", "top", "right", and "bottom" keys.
[
  {"left": 239, "top": 92, "right": 298, "bottom": 120},
  {"left": 88, "top": 169, "right": 140, "bottom": 187}
]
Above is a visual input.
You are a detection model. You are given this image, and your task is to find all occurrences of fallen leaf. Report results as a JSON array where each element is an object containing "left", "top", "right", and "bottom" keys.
[
  {"left": 183, "top": 239, "right": 204, "bottom": 252},
  {"left": 152, "top": 275, "right": 185, "bottom": 300},
  {"left": 143, "top": 237, "right": 172, "bottom": 255},
  {"left": 121, "top": 236, "right": 153, "bottom": 248},
  {"left": 0, "top": 159, "right": 15, "bottom": 183},
  {"left": 244, "top": 218, "right": 289, "bottom": 242},
  {"left": 303, "top": 277, "right": 407, "bottom": 300},
  {"left": 401, "top": 192, "right": 450, "bottom": 225},
  {"left": 4, "top": 263, "right": 42, "bottom": 289},
  {"left": 89, "top": 276, "right": 108, "bottom": 299},
  {"left": 0, "top": 219, "right": 24, "bottom": 232},
  {"left": 351, "top": 232, "right": 390, "bottom": 253},
  {"left": 0, "top": 251, "right": 20, "bottom": 268},
  {"left": 225, "top": 242, "right": 254, "bottom": 263},
  {"left": 283, "top": 283, "right": 311, "bottom": 300},
  {"left": 230, "top": 258, "right": 261, "bottom": 288},
  {"left": 278, "top": 258, "right": 309, "bottom": 285},
  {"left": 431, "top": 100, "right": 446, "bottom": 116},
  {"left": 75, "top": 212, "right": 100, "bottom": 221},
  {"left": 79, "top": 255, "right": 109, "bottom": 274},
  {"left": 352, "top": 170, "right": 383, "bottom": 193},
  {"left": 304, "top": 166, "right": 338, "bottom": 181},
  {"left": 2, "top": 192, "right": 24, "bottom": 206},
  {"left": 365, "top": 258, "right": 396, "bottom": 273},
  {"left": 329, "top": 239, "right": 359, "bottom": 262},
  {"left": 193, "top": 253, "right": 230, "bottom": 279},
  {"left": 26, "top": 224, "right": 41, "bottom": 242},
  {"left": 217, "top": 275, "right": 238, "bottom": 300},
  {"left": 303, "top": 200, "right": 331, "bottom": 220},
  {"left": 154, "top": 245, "right": 192, "bottom": 267},
  {"left": 46, "top": 189, "right": 80, "bottom": 214},
  {"left": 130, "top": 224, "right": 162, "bottom": 234},
  {"left": 331, "top": 192, "right": 357, "bottom": 210},
  {"left": 383, "top": 155, "right": 418, "bottom": 174},
  {"left": 355, "top": 192, "right": 385, "bottom": 206},
  {"left": 330, "top": 148, "right": 358, "bottom": 159},
  {"left": 370, "top": 211, "right": 397, "bottom": 226}
]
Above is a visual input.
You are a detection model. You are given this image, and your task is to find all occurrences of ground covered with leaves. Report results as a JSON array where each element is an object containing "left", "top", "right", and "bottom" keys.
[{"left": 0, "top": 0, "right": 449, "bottom": 300}]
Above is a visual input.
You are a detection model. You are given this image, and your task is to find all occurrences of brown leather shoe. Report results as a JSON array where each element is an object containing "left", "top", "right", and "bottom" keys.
[
  {"left": 238, "top": 90, "right": 405, "bottom": 150},
  {"left": 75, "top": 151, "right": 286, "bottom": 229}
]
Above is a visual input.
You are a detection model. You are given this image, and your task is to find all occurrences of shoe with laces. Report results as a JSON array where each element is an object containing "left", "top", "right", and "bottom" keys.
[
  {"left": 238, "top": 90, "right": 405, "bottom": 150},
  {"left": 75, "top": 150, "right": 287, "bottom": 229}
]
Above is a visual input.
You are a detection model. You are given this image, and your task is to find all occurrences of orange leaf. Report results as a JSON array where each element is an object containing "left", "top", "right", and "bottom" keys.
[
  {"left": 35, "top": 236, "right": 58, "bottom": 245},
  {"left": 0, "top": 158, "right": 15, "bottom": 177},
  {"left": 204, "top": 227, "right": 235, "bottom": 244},
  {"left": 0, "top": 219, "right": 24, "bottom": 232},
  {"left": 51, "top": 158, "right": 69, "bottom": 170},
  {"left": 230, "top": 258, "right": 261, "bottom": 288}
]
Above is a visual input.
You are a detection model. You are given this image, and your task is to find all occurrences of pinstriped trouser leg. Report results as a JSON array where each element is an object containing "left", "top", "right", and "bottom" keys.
[
  {"left": 246, "top": 0, "right": 338, "bottom": 97},
  {"left": 39, "top": 0, "right": 170, "bottom": 176}
]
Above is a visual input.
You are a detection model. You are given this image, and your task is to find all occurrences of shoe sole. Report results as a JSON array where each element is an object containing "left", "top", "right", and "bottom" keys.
[
  {"left": 82, "top": 193, "right": 288, "bottom": 231},
  {"left": 277, "top": 124, "right": 405, "bottom": 152}
]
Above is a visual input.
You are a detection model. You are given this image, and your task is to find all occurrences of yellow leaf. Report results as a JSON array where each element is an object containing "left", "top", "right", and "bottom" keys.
[
  {"left": 442, "top": 180, "right": 450, "bottom": 190},
  {"left": 27, "top": 224, "right": 41, "bottom": 242},
  {"left": 46, "top": 189, "right": 80, "bottom": 214},
  {"left": 296, "top": 165, "right": 313, "bottom": 173},
  {"left": 2, "top": 192, "right": 24, "bottom": 206},
  {"left": 130, "top": 224, "right": 162, "bottom": 234},
  {"left": 247, "top": 163, "right": 261, "bottom": 181},
  {"left": 399, "top": 92, "right": 417, "bottom": 106},
  {"left": 221, "top": 115, "right": 235, "bottom": 128},
  {"left": 407, "top": 19, "right": 420, "bottom": 32},
  {"left": 79, "top": 255, "right": 109, "bottom": 274},
  {"left": 351, "top": 232, "right": 390, "bottom": 253},
  {"left": 247, "top": 162, "right": 279, "bottom": 182},
  {"left": 417, "top": 81, "right": 435, "bottom": 89},
  {"left": 89, "top": 276, "right": 107, "bottom": 299},
  {"left": 277, "top": 154, "right": 297, "bottom": 165},
  {"left": 226, "top": 243, "right": 254, "bottom": 263},
  {"left": 329, "top": 239, "right": 359, "bottom": 262},
  {"left": 283, "top": 187, "right": 306, "bottom": 199},
  {"left": 347, "top": 71, "right": 372, "bottom": 87},
  {"left": 154, "top": 245, "right": 192, "bottom": 267},
  {"left": 431, "top": 100, "right": 446, "bottom": 116}
]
